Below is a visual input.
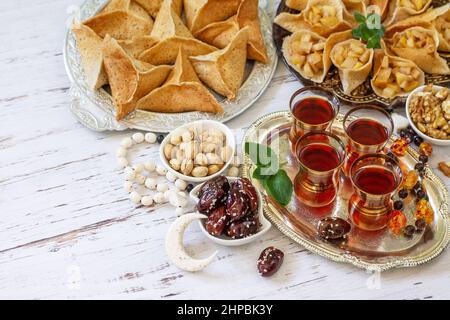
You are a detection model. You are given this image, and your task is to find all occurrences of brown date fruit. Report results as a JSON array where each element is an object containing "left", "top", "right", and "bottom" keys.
[
  {"left": 226, "top": 215, "right": 259, "bottom": 239},
  {"left": 226, "top": 187, "right": 250, "bottom": 222},
  {"left": 205, "top": 206, "right": 229, "bottom": 236},
  {"left": 197, "top": 176, "right": 230, "bottom": 214},
  {"left": 233, "top": 178, "right": 259, "bottom": 212},
  {"left": 257, "top": 247, "right": 284, "bottom": 277},
  {"left": 317, "top": 217, "right": 351, "bottom": 240}
]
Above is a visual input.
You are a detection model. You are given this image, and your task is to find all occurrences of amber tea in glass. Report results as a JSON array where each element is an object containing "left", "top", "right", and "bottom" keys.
[
  {"left": 343, "top": 106, "right": 393, "bottom": 176},
  {"left": 348, "top": 154, "right": 403, "bottom": 231},
  {"left": 289, "top": 86, "right": 339, "bottom": 147},
  {"left": 294, "top": 131, "right": 346, "bottom": 207}
]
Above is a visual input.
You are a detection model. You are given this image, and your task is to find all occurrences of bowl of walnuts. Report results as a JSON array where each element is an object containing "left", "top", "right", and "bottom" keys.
[
  {"left": 159, "top": 120, "right": 236, "bottom": 183},
  {"left": 406, "top": 84, "right": 450, "bottom": 146}
]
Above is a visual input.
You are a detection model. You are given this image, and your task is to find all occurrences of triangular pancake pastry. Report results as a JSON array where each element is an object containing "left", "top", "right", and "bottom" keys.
[
  {"left": 190, "top": 27, "right": 249, "bottom": 100},
  {"left": 184, "top": 0, "right": 241, "bottom": 35},
  {"left": 137, "top": 48, "right": 223, "bottom": 113},
  {"left": 117, "top": 36, "right": 158, "bottom": 58},
  {"left": 83, "top": 6, "right": 153, "bottom": 40},
  {"left": 151, "top": 0, "right": 193, "bottom": 41},
  {"left": 72, "top": 23, "right": 108, "bottom": 89},
  {"left": 134, "top": 0, "right": 182, "bottom": 17},
  {"left": 102, "top": 36, "right": 172, "bottom": 120},
  {"left": 139, "top": 37, "right": 217, "bottom": 65},
  {"left": 195, "top": 0, "right": 268, "bottom": 63}
]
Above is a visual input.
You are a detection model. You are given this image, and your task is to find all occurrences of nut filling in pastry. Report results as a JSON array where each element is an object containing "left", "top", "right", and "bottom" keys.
[
  {"left": 372, "top": 55, "right": 423, "bottom": 99},
  {"left": 284, "top": 32, "right": 326, "bottom": 79},
  {"left": 305, "top": 4, "right": 340, "bottom": 28},
  {"left": 331, "top": 40, "right": 371, "bottom": 70}
]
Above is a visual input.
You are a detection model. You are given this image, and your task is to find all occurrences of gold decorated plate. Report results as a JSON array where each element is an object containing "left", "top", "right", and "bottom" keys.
[
  {"left": 272, "top": 0, "right": 450, "bottom": 110},
  {"left": 242, "top": 111, "right": 450, "bottom": 271}
]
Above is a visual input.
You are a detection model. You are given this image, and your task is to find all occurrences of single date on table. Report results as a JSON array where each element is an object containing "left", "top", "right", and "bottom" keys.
[{"left": 177, "top": 304, "right": 273, "bottom": 317}]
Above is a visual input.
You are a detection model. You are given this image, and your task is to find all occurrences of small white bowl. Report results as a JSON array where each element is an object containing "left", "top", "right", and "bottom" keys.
[
  {"left": 190, "top": 177, "right": 271, "bottom": 246},
  {"left": 159, "top": 120, "right": 236, "bottom": 183},
  {"left": 405, "top": 85, "right": 450, "bottom": 146}
]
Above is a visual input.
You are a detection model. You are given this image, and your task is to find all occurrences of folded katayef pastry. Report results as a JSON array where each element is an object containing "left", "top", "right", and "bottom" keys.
[
  {"left": 190, "top": 27, "right": 249, "bottom": 100},
  {"left": 83, "top": 0, "right": 154, "bottom": 40},
  {"left": 195, "top": 0, "right": 268, "bottom": 63},
  {"left": 384, "top": 0, "right": 432, "bottom": 26},
  {"left": 274, "top": 0, "right": 352, "bottom": 37},
  {"left": 118, "top": 36, "right": 158, "bottom": 58},
  {"left": 72, "top": 23, "right": 109, "bottom": 89},
  {"left": 371, "top": 50, "right": 425, "bottom": 99},
  {"left": 330, "top": 31, "right": 374, "bottom": 94},
  {"left": 102, "top": 35, "right": 172, "bottom": 119},
  {"left": 137, "top": 48, "right": 223, "bottom": 114},
  {"left": 386, "top": 21, "right": 450, "bottom": 75},
  {"left": 150, "top": 0, "right": 193, "bottom": 41},
  {"left": 133, "top": 0, "right": 182, "bottom": 18},
  {"left": 282, "top": 29, "right": 348, "bottom": 83},
  {"left": 184, "top": 0, "right": 241, "bottom": 35}
]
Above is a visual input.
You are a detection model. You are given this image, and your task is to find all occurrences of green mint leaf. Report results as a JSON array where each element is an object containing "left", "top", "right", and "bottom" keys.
[
  {"left": 360, "top": 24, "right": 373, "bottom": 41},
  {"left": 367, "top": 35, "right": 382, "bottom": 49},
  {"left": 352, "top": 26, "right": 363, "bottom": 39},
  {"left": 354, "top": 12, "right": 366, "bottom": 23},
  {"left": 263, "top": 169, "right": 293, "bottom": 206}
]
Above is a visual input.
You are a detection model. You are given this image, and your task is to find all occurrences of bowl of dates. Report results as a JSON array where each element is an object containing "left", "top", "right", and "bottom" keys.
[{"left": 190, "top": 176, "right": 271, "bottom": 246}]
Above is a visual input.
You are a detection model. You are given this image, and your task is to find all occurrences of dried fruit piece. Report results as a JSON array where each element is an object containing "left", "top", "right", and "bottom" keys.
[
  {"left": 419, "top": 154, "right": 429, "bottom": 164},
  {"left": 415, "top": 218, "right": 427, "bottom": 231},
  {"left": 257, "top": 247, "right": 284, "bottom": 277},
  {"left": 388, "top": 210, "right": 407, "bottom": 235},
  {"left": 390, "top": 138, "right": 408, "bottom": 156},
  {"left": 205, "top": 206, "right": 229, "bottom": 236},
  {"left": 415, "top": 199, "right": 434, "bottom": 225},
  {"left": 226, "top": 186, "right": 250, "bottom": 222},
  {"left": 317, "top": 217, "right": 351, "bottom": 240},
  {"left": 398, "top": 188, "right": 408, "bottom": 199},
  {"left": 234, "top": 178, "right": 259, "bottom": 212},
  {"left": 403, "top": 170, "right": 419, "bottom": 190},
  {"left": 419, "top": 142, "right": 433, "bottom": 157},
  {"left": 227, "top": 215, "right": 259, "bottom": 239},
  {"left": 403, "top": 225, "right": 416, "bottom": 237},
  {"left": 197, "top": 176, "right": 230, "bottom": 214}
]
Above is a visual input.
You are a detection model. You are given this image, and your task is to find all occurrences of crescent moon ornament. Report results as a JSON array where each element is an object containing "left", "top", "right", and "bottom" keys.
[{"left": 165, "top": 213, "right": 218, "bottom": 272}]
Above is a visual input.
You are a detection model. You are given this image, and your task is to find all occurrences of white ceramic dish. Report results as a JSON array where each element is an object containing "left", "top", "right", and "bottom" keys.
[
  {"left": 190, "top": 176, "right": 271, "bottom": 247},
  {"left": 405, "top": 85, "right": 450, "bottom": 146},
  {"left": 159, "top": 120, "right": 236, "bottom": 183}
]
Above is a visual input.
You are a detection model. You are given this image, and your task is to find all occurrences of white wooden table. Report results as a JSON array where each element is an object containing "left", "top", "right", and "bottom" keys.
[{"left": 1, "top": 0, "right": 450, "bottom": 300}]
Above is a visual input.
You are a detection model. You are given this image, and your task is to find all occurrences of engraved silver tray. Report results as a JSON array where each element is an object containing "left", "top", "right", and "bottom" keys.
[
  {"left": 242, "top": 111, "right": 450, "bottom": 271},
  {"left": 63, "top": 0, "right": 278, "bottom": 132}
]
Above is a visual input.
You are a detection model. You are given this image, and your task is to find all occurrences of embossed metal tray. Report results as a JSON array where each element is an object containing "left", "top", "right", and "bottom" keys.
[
  {"left": 63, "top": 0, "right": 278, "bottom": 132},
  {"left": 273, "top": 0, "right": 450, "bottom": 110},
  {"left": 242, "top": 111, "right": 450, "bottom": 271}
]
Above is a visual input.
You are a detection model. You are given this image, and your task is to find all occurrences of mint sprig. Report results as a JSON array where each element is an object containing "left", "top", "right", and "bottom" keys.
[
  {"left": 352, "top": 12, "right": 385, "bottom": 49},
  {"left": 244, "top": 142, "right": 293, "bottom": 206}
]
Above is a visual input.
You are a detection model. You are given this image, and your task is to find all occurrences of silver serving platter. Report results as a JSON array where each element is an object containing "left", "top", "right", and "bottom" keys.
[
  {"left": 242, "top": 111, "right": 450, "bottom": 271},
  {"left": 63, "top": 0, "right": 278, "bottom": 132}
]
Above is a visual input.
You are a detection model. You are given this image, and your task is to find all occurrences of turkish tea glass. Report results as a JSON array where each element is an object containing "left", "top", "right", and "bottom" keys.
[
  {"left": 348, "top": 154, "right": 403, "bottom": 231},
  {"left": 294, "top": 131, "right": 346, "bottom": 207},
  {"left": 342, "top": 106, "right": 393, "bottom": 176},
  {"left": 289, "top": 86, "right": 340, "bottom": 147}
]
